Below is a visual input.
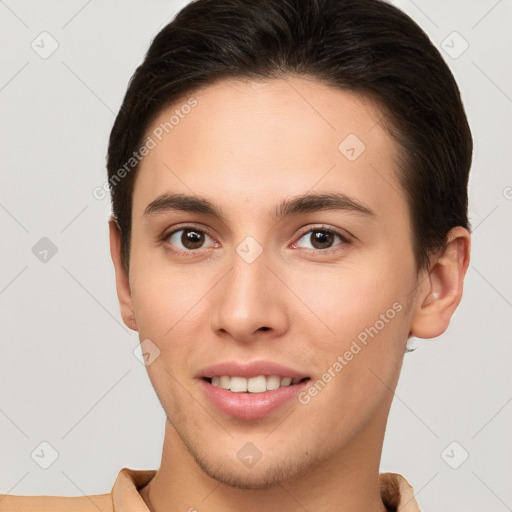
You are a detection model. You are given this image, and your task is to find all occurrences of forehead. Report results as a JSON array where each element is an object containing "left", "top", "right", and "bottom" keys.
[{"left": 133, "top": 76, "right": 406, "bottom": 221}]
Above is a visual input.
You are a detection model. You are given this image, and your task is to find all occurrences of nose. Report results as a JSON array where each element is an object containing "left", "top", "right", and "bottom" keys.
[{"left": 211, "top": 250, "right": 289, "bottom": 343}]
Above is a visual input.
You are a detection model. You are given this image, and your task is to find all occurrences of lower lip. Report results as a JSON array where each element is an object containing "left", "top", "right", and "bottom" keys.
[{"left": 199, "top": 378, "right": 310, "bottom": 420}]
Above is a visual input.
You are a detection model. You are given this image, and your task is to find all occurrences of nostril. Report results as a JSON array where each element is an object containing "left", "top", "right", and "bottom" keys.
[{"left": 259, "top": 326, "right": 270, "bottom": 331}]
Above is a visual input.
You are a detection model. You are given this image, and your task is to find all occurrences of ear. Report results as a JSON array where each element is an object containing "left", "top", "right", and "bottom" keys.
[
  {"left": 410, "top": 226, "right": 471, "bottom": 339},
  {"left": 109, "top": 216, "right": 138, "bottom": 331}
]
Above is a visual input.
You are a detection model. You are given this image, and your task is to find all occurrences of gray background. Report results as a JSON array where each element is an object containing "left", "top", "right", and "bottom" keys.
[{"left": 1, "top": 0, "right": 511, "bottom": 510}]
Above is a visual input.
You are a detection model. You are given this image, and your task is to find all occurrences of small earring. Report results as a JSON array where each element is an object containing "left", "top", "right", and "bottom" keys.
[{"left": 405, "top": 337, "right": 421, "bottom": 353}]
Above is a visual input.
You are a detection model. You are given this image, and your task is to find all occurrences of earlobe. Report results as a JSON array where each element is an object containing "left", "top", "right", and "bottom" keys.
[
  {"left": 108, "top": 216, "right": 138, "bottom": 332},
  {"left": 410, "top": 227, "right": 471, "bottom": 339}
]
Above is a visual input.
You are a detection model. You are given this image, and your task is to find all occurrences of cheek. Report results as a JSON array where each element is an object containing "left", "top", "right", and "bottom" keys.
[
  {"left": 128, "top": 252, "right": 216, "bottom": 368},
  {"left": 294, "top": 268, "right": 409, "bottom": 429},
  {"left": 129, "top": 238, "right": 206, "bottom": 330},
  {"left": 126, "top": 232, "right": 211, "bottom": 398},
  {"left": 287, "top": 259, "right": 406, "bottom": 342},
  {"left": 287, "top": 258, "right": 411, "bottom": 401}
]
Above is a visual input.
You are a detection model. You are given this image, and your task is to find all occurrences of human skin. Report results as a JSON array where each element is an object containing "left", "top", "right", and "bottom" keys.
[{"left": 109, "top": 76, "right": 470, "bottom": 512}]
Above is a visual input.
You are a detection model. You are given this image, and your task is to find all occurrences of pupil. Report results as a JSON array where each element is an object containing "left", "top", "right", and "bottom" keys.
[
  {"left": 312, "top": 231, "right": 333, "bottom": 249},
  {"left": 182, "top": 229, "right": 204, "bottom": 249}
]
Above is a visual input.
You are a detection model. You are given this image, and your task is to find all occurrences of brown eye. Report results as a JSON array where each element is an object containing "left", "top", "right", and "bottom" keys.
[
  {"left": 310, "top": 230, "right": 335, "bottom": 249},
  {"left": 167, "top": 228, "right": 214, "bottom": 251},
  {"left": 181, "top": 229, "right": 204, "bottom": 249},
  {"left": 294, "top": 228, "right": 348, "bottom": 251}
]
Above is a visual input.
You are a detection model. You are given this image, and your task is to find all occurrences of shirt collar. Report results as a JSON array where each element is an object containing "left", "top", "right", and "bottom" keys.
[
  {"left": 111, "top": 467, "right": 156, "bottom": 511},
  {"left": 111, "top": 467, "right": 420, "bottom": 511},
  {"left": 380, "top": 472, "right": 421, "bottom": 511}
]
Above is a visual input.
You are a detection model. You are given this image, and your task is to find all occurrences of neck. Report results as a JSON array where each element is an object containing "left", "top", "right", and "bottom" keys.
[{"left": 140, "top": 414, "right": 389, "bottom": 512}]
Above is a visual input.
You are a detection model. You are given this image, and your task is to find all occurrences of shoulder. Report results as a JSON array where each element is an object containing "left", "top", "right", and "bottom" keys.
[
  {"left": 0, "top": 466, "right": 155, "bottom": 512},
  {"left": 0, "top": 492, "right": 112, "bottom": 511}
]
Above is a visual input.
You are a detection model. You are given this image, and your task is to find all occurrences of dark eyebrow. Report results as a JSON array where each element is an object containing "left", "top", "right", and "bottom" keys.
[
  {"left": 273, "top": 192, "right": 375, "bottom": 220},
  {"left": 144, "top": 193, "right": 224, "bottom": 219},
  {"left": 143, "top": 192, "right": 375, "bottom": 221}
]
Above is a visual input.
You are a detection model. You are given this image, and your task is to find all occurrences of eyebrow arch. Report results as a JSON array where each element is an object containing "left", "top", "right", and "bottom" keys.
[
  {"left": 144, "top": 193, "right": 224, "bottom": 219},
  {"left": 273, "top": 192, "right": 375, "bottom": 220},
  {"left": 143, "top": 191, "right": 375, "bottom": 221}
]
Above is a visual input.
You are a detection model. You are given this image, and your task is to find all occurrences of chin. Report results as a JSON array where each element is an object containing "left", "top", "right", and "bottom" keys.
[
  {"left": 194, "top": 451, "right": 310, "bottom": 490},
  {"left": 201, "top": 464, "right": 293, "bottom": 490}
]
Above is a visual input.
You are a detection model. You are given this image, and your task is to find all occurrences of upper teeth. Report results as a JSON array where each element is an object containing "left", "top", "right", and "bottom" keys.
[{"left": 210, "top": 375, "right": 303, "bottom": 393}]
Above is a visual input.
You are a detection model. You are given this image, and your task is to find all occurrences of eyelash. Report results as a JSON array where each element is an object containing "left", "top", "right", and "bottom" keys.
[
  {"left": 161, "top": 224, "right": 351, "bottom": 257},
  {"left": 293, "top": 225, "right": 351, "bottom": 253},
  {"left": 162, "top": 225, "right": 218, "bottom": 257}
]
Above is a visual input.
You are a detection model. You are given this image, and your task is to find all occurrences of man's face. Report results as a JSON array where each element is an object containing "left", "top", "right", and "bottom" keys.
[{"left": 124, "top": 76, "right": 421, "bottom": 487}]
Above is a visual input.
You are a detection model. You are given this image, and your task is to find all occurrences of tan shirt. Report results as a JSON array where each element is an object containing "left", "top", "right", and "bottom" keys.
[{"left": 0, "top": 468, "right": 420, "bottom": 511}]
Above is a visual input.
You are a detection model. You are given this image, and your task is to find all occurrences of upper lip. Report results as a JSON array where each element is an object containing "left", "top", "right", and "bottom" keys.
[{"left": 197, "top": 360, "right": 310, "bottom": 380}]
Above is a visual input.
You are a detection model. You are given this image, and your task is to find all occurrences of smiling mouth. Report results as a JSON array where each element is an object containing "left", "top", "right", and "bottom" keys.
[{"left": 203, "top": 375, "right": 310, "bottom": 393}]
